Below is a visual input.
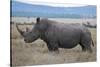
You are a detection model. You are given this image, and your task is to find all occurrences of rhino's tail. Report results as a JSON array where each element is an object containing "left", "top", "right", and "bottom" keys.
[{"left": 92, "top": 39, "right": 94, "bottom": 47}]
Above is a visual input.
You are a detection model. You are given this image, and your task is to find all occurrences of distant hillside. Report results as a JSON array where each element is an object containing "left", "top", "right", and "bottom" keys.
[{"left": 11, "top": 1, "right": 96, "bottom": 18}]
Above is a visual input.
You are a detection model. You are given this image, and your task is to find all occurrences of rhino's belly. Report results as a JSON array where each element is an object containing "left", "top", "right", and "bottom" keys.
[
  {"left": 59, "top": 43, "right": 78, "bottom": 48},
  {"left": 58, "top": 38, "right": 80, "bottom": 48},
  {"left": 57, "top": 32, "right": 81, "bottom": 48}
]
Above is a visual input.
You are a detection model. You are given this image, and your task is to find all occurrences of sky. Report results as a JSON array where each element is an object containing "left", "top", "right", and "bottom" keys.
[{"left": 12, "top": 0, "right": 97, "bottom": 7}]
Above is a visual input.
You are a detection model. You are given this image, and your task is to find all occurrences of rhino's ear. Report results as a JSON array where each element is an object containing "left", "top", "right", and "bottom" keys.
[
  {"left": 26, "top": 27, "right": 30, "bottom": 32},
  {"left": 36, "top": 17, "right": 40, "bottom": 23}
]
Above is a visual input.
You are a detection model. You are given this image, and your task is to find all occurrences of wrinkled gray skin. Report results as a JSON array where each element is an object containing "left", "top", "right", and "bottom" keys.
[{"left": 16, "top": 17, "right": 94, "bottom": 53}]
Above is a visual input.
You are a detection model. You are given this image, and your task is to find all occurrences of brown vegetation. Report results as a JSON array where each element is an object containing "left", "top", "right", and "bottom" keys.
[{"left": 11, "top": 22, "right": 96, "bottom": 66}]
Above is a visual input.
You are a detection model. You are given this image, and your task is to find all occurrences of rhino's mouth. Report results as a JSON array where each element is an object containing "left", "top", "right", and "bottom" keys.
[{"left": 24, "top": 37, "right": 39, "bottom": 43}]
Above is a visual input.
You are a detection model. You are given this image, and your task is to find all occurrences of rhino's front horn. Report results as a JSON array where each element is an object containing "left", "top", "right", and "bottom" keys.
[{"left": 16, "top": 24, "right": 25, "bottom": 36}]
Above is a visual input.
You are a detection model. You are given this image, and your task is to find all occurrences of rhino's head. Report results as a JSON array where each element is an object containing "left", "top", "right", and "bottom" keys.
[{"left": 16, "top": 17, "right": 40, "bottom": 43}]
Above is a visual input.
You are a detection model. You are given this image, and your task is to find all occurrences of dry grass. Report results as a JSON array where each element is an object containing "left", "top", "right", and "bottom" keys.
[{"left": 11, "top": 19, "right": 96, "bottom": 66}]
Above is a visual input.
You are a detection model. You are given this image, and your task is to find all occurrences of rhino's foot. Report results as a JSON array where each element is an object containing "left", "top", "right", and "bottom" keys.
[
  {"left": 82, "top": 47, "right": 93, "bottom": 53},
  {"left": 48, "top": 49, "right": 59, "bottom": 55},
  {"left": 82, "top": 48, "right": 87, "bottom": 52},
  {"left": 87, "top": 49, "right": 93, "bottom": 53}
]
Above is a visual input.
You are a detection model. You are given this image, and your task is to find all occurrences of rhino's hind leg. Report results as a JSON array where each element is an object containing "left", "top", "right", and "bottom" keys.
[
  {"left": 86, "top": 44, "right": 93, "bottom": 53},
  {"left": 80, "top": 45, "right": 87, "bottom": 52},
  {"left": 80, "top": 42, "right": 93, "bottom": 53}
]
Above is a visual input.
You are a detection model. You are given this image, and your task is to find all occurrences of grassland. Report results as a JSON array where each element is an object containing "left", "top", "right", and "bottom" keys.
[{"left": 11, "top": 18, "right": 96, "bottom": 66}]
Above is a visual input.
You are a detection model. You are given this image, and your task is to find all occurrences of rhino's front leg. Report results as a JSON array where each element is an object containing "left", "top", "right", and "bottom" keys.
[{"left": 47, "top": 42, "right": 59, "bottom": 53}]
